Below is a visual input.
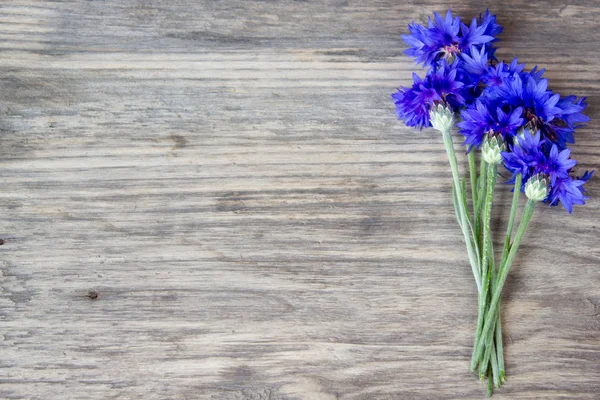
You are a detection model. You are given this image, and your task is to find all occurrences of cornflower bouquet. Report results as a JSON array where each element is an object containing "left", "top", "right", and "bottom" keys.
[{"left": 392, "top": 9, "right": 592, "bottom": 396}]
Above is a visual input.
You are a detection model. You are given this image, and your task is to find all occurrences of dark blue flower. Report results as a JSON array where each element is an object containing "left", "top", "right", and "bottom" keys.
[
  {"left": 457, "top": 98, "right": 524, "bottom": 149},
  {"left": 403, "top": 10, "right": 461, "bottom": 67},
  {"left": 392, "top": 61, "right": 466, "bottom": 129},
  {"left": 502, "top": 130, "right": 545, "bottom": 180},
  {"left": 495, "top": 74, "right": 559, "bottom": 119},
  {"left": 548, "top": 173, "right": 593, "bottom": 213},
  {"left": 403, "top": 10, "right": 499, "bottom": 68},
  {"left": 502, "top": 131, "right": 592, "bottom": 212},
  {"left": 460, "top": 53, "right": 526, "bottom": 99},
  {"left": 494, "top": 71, "right": 588, "bottom": 149},
  {"left": 539, "top": 144, "right": 576, "bottom": 185}
]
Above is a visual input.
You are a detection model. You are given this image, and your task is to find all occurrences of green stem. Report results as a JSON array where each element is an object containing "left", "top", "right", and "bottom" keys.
[
  {"left": 476, "top": 160, "right": 487, "bottom": 276},
  {"left": 477, "top": 156, "right": 486, "bottom": 197},
  {"left": 480, "top": 324, "right": 493, "bottom": 379},
  {"left": 476, "top": 157, "right": 487, "bottom": 214},
  {"left": 471, "top": 286, "right": 487, "bottom": 370},
  {"left": 441, "top": 128, "right": 481, "bottom": 293},
  {"left": 481, "top": 164, "right": 497, "bottom": 296},
  {"left": 472, "top": 199, "right": 537, "bottom": 367},
  {"left": 451, "top": 184, "right": 464, "bottom": 230},
  {"left": 502, "top": 174, "right": 523, "bottom": 260},
  {"left": 487, "top": 364, "right": 493, "bottom": 397},
  {"left": 470, "top": 163, "right": 497, "bottom": 372},
  {"left": 480, "top": 262, "right": 501, "bottom": 384},
  {"left": 479, "top": 252, "right": 496, "bottom": 381},
  {"left": 490, "top": 339, "right": 500, "bottom": 388},
  {"left": 491, "top": 239, "right": 505, "bottom": 384},
  {"left": 488, "top": 174, "right": 521, "bottom": 383},
  {"left": 496, "top": 311, "right": 505, "bottom": 383},
  {"left": 468, "top": 150, "right": 477, "bottom": 210}
]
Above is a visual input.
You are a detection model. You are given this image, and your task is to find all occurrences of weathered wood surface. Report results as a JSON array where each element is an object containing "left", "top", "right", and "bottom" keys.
[{"left": 0, "top": 1, "right": 599, "bottom": 399}]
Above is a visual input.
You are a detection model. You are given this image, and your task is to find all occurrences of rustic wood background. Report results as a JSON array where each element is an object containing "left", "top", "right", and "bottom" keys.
[{"left": 1, "top": 1, "right": 599, "bottom": 399}]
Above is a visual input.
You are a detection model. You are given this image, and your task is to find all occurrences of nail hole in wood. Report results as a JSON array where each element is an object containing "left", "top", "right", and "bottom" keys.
[{"left": 87, "top": 290, "right": 99, "bottom": 300}]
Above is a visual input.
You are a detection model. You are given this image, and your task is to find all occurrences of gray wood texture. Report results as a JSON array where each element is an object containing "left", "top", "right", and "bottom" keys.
[{"left": 1, "top": 1, "right": 599, "bottom": 399}]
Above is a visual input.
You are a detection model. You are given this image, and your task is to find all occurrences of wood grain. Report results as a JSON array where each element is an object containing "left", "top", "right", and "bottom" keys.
[{"left": 0, "top": 1, "right": 599, "bottom": 399}]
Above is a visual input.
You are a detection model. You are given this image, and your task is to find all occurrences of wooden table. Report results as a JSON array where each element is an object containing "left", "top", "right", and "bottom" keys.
[{"left": 1, "top": 1, "right": 599, "bottom": 399}]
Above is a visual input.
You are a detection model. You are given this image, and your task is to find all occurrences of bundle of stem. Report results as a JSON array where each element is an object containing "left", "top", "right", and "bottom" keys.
[{"left": 440, "top": 125, "right": 536, "bottom": 396}]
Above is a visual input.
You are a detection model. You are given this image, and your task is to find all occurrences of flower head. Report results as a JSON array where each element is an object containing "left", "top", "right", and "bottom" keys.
[
  {"left": 403, "top": 10, "right": 460, "bottom": 67},
  {"left": 457, "top": 98, "right": 524, "bottom": 149},
  {"left": 502, "top": 130, "right": 592, "bottom": 212},
  {"left": 502, "top": 129, "right": 545, "bottom": 179},
  {"left": 494, "top": 71, "right": 589, "bottom": 149},
  {"left": 392, "top": 61, "right": 466, "bottom": 129},
  {"left": 403, "top": 9, "right": 500, "bottom": 67},
  {"left": 547, "top": 172, "right": 593, "bottom": 213},
  {"left": 539, "top": 144, "right": 576, "bottom": 185}
]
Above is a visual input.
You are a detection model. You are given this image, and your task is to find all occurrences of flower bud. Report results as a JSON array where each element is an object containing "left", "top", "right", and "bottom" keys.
[
  {"left": 481, "top": 135, "right": 506, "bottom": 165},
  {"left": 525, "top": 174, "right": 549, "bottom": 202},
  {"left": 429, "top": 104, "right": 454, "bottom": 133}
]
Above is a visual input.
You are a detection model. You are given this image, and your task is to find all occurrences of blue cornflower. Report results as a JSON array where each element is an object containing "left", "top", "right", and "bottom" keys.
[
  {"left": 460, "top": 53, "right": 525, "bottom": 98},
  {"left": 496, "top": 74, "right": 560, "bottom": 120},
  {"left": 502, "top": 131, "right": 592, "bottom": 212},
  {"left": 495, "top": 71, "right": 588, "bottom": 149},
  {"left": 548, "top": 173, "right": 593, "bottom": 213},
  {"left": 503, "top": 131, "right": 574, "bottom": 185},
  {"left": 403, "top": 9, "right": 498, "bottom": 67},
  {"left": 403, "top": 10, "right": 460, "bottom": 67},
  {"left": 457, "top": 98, "right": 524, "bottom": 149},
  {"left": 502, "top": 130, "right": 545, "bottom": 180},
  {"left": 392, "top": 61, "right": 466, "bottom": 129},
  {"left": 539, "top": 144, "right": 577, "bottom": 185}
]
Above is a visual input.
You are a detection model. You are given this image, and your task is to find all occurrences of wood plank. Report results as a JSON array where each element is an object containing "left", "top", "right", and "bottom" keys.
[{"left": 0, "top": 1, "right": 599, "bottom": 399}]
